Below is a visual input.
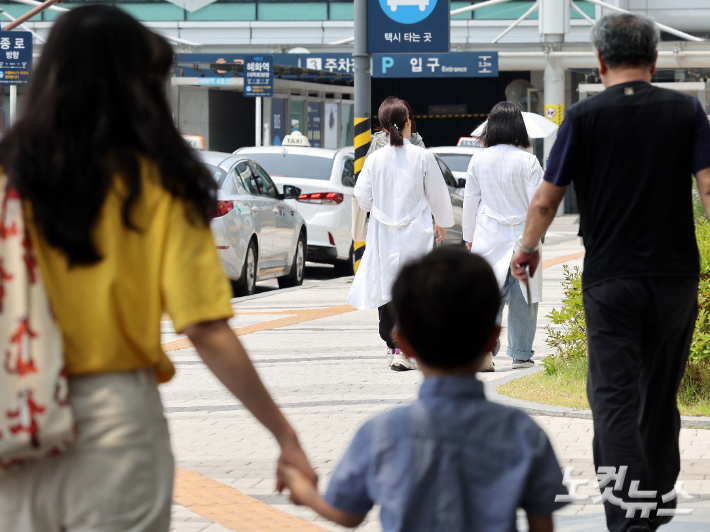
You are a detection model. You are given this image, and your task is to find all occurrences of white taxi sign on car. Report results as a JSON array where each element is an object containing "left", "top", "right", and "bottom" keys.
[
  {"left": 183, "top": 135, "right": 206, "bottom": 150},
  {"left": 282, "top": 131, "right": 311, "bottom": 147},
  {"left": 457, "top": 137, "right": 482, "bottom": 148}
]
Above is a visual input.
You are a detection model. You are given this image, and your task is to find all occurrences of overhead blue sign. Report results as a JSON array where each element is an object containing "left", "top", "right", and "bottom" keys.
[
  {"left": 0, "top": 31, "right": 32, "bottom": 85},
  {"left": 374, "top": 52, "right": 497, "bottom": 78},
  {"left": 244, "top": 54, "right": 273, "bottom": 97},
  {"left": 368, "top": 0, "right": 449, "bottom": 54},
  {"left": 198, "top": 77, "right": 231, "bottom": 86}
]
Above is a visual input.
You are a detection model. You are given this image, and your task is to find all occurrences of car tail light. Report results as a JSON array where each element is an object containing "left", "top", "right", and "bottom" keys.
[
  {"left": 328, "top": 232, "right": 335, "bottom": 246},
  {"left": 214, "top": 200, "right": 234, "bottom": 217},
  {"left": 296, "top": 192, "right": 344, "bottom": 205}
]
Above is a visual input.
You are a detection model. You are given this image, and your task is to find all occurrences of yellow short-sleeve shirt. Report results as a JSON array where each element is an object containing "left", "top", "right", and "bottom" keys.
[{"left": 20, "top": 161, "right": 234, "bottom": 383}]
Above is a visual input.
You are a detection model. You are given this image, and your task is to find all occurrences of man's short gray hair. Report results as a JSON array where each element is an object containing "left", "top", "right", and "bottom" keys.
[{"left": 591, "top": 13, "right": 660, "bottom": 69}]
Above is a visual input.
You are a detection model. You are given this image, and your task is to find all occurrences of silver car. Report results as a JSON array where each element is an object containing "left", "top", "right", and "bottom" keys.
[{"left": 200, "top": 151, "right": 308, "bottom": 296}]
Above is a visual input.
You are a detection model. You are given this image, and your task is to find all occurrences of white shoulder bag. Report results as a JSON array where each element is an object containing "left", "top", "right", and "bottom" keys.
[{"left": 0, "top": 181, "right": 75, "bottom": 474}]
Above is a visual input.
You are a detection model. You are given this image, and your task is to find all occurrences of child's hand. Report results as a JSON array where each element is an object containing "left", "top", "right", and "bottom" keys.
[{"left": 277, "top": 464, "right": 318, "bottom": 506}]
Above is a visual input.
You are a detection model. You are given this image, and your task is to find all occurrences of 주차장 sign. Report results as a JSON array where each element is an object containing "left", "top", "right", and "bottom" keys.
[
  {"left": 244, "top": 55, "right": 274, "bottom": 97},
  {"left": 0, "top": 31, "right": 32, "bottom": 85},
  {"left": 368, "top": 0, "right": 449, "bottom": 54},
  {"left": 374, "top": 52, "right": 498, "bottom": 78}
]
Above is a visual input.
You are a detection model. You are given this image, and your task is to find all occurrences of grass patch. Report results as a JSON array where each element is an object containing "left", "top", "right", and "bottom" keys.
[
  {"left": 497, "top": 358, "right": 589, "bottom": 410},
  {"left": 497, "top": 357, "right": 710, "bottom": 417}
]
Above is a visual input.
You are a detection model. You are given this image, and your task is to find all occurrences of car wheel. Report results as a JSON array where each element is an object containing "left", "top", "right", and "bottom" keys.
[
  {"left": 333, "top": 242, "right": 355, "bottom": 277},
  {"left": 278, "top": 232, "right": 306, "bottom": 289},
  {"left": 233, "top": 240, "right": 257, "bottom": 297}
]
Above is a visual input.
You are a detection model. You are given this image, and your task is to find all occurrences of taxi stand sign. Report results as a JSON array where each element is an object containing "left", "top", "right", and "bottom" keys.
[
  {"left": 368, "top": 0, "right": 449, "bottom": 53},
  {"left": 0, "top": 31, "right": 32, "bottom": 85},
  {"left": 243, "top": 54, "right": 273, "bottom": 97}
]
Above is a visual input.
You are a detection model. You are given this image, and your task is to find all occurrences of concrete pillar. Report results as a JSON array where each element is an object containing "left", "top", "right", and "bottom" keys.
[
  {"left": 178, "top": 87, "right": 210, "bottom": 148},
  {"left": 543, "top": 58, "right": 564, "bottom": 162}
]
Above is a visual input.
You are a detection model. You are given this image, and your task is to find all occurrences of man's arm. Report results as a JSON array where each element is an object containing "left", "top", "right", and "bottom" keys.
[
  {"left": 510, "top": 181, "right": 567, "bottom": 280},
  {"left": 695, "top": 168, "right": 710, "bottom": 222},
  {"left": 278, "top": 465, "right": 367, "bottom": 528}
]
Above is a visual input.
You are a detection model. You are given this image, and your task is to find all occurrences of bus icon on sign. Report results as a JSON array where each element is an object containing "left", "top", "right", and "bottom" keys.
[{"left": 387, "top": 0, "right": 429, "bottom": 10}]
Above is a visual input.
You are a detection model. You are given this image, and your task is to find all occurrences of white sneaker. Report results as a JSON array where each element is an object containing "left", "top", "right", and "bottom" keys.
[
  {"left": 479, "top": 352, "right": 495, "bottom": 372},
  {"left": 391, "top": 353, "right": 417, "bottom": 372},
  {"left": 386, "top": 348, "right": 398, "bottom": 365},
  {"left": 511, "top": 359, "right": 535, "bottom": 369}
]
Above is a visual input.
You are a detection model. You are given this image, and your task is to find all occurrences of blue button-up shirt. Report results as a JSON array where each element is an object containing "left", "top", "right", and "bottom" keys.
[{"left": 324, "top": 376, "right": 568, "bottom": 532}]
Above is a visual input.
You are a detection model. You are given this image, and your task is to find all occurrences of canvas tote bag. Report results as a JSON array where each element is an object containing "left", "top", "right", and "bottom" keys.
[{"left": 0, "top": 181, "right": 75, "bottom": 473}]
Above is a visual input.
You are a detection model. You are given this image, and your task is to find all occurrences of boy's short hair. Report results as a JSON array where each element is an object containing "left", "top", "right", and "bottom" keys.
[{"left": 391, "top": 248, "right": 500, "bottom": 369}]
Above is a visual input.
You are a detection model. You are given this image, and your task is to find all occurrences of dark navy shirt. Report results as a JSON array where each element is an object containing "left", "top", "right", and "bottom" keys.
[
  {"left": 324, "top": 376, "right": 568, "bottom": 532},
  {"left": 543, "top": 81, "right": 710, "bottom": 288}
]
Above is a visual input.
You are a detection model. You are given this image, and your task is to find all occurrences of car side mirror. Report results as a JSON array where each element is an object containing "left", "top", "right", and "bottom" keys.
[
  {"left": 457, "top": 178, "right": 466, "bottom": 188},
  {"left": 282, "top": 185, "right": 301, "bottom": 199}
]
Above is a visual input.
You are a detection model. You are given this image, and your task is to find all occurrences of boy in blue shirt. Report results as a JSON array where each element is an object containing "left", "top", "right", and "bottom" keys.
[{"left": 278, "top": 248, "right": 569, "bottom": 531}]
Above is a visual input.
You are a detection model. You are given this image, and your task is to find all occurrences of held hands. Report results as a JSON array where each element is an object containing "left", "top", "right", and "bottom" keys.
[
  {"left": 510, "top": 248, "right": 541, "bottom": 284},
  {"left": 435, "top": 225, "right": 447, "bottom": 242},
  {"left": 277, "top": 464, "right": 318, "bottom": 506},
  {"left": 276, "top": 434, "right": 318, "bottom": 493}
]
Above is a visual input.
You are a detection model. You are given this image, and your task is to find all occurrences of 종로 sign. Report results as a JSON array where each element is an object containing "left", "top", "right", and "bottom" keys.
[
  {"left": 374, "top": 52, "right": 498, "bottom": 78},
  {"left": 0, "top": 31, "right": 32, "bottom": 85},
  {"left": 368, "top": 0, "right": 449, "bottom": 54},
  {"left": 244, "top": 55, "right": 273, "bottom": 97}
]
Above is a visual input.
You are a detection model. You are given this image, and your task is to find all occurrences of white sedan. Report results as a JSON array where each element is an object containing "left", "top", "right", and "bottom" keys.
[
  {"left": 201, "top": 151, "right": 308, "bottom": 296},
  {"left": 428, "top": 145, "right": 483, "bottom": 183},
  {"left": 236, "top": 145, "right": 356, "bottom": 276}
]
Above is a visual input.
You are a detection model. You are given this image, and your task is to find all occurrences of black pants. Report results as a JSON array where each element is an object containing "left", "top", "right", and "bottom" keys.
[
  {"left": 584, "top": 276, "right": 698, "bottom": 532},
  {"left": 378, "top": 303, "right": 396, "bottom": 350}
]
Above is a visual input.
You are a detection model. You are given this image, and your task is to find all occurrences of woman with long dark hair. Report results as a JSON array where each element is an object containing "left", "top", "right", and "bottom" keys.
[
  {"left": 0, "top": 6, "right": 315, "bottom": 530},
  {"left": 347, "top": 97, "right": 453, "bottom": 371},
  {"left": 462, "top": 102, "right": 543, "bottom": 372}
]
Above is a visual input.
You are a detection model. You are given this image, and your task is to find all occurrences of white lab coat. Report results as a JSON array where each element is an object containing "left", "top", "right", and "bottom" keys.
[
  {"left": 347, "top": 139, "right": 455, "bottom": 310},
  {"left": 462, "top": 144, "right": 544, "bottom": 303}
]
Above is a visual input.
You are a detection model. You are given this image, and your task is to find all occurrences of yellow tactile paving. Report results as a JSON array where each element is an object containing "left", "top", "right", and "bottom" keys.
[
  {"left": 161, "top": 305, "right": 357, "bottom": 351},
  {"left": 541, "top": 251, "right": 585, "bottom": 269},
  {"left": 173, "top": 466, "right": 330, "bottom": 531}
]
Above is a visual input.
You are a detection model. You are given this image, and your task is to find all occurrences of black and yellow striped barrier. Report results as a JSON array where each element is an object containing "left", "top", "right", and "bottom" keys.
[{"left": 352, "top": 116, "right": 371, "bottom": 274}]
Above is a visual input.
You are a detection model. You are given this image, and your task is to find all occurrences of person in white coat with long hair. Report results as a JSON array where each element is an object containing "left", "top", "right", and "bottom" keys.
[
  {"left": 347, "top": 97, "right": 454, "bottom": 371},
  {"left": 463, "top": 102, "right": 544, "bottom": 372}
]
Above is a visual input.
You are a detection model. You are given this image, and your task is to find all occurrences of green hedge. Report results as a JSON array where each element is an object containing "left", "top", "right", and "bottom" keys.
[{"left": 544, "top": 188, "right": 710, "bottom": 404}]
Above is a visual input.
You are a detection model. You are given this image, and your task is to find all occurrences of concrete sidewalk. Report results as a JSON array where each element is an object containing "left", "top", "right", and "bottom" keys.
[{"left": 162, "top": 217, "right": 710, "bottom": 532}]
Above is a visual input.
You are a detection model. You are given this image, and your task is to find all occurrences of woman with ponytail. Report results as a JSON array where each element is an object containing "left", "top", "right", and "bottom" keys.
[{"left": 347, "top": 98, "right": 454, "bottom": 371}]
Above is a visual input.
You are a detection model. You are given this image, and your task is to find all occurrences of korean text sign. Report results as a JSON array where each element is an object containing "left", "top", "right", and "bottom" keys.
[
  {"left": 0, "top": 32, "right": 32, "bottom": 85},
  {"left": 244, "top": 55, "right": 273, "bottom": 97},
  {"left": 368, "top": 0, "right": 449, "bottom": 54},
  {"left": 374, "top": 52, "right": 498, "bottom": 78}
]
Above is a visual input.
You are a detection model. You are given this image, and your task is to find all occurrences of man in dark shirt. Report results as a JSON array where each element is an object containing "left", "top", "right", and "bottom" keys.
[{"left": 511, "top": 12, "right": 710, "bottom": 532}]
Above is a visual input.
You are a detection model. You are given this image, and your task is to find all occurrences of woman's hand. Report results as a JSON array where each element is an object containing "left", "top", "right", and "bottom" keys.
[
  {"left": 277, "top": 464, "right": 318, "bottom": 505},
  {"left": 435, "top": 225, "right": 447, "bottom": 242},
  {"left": 466, "top": 242, "right": 472, "bottom": 251},
  {"left": 277, "top": 434, "right": 318, "bottom": 492}
]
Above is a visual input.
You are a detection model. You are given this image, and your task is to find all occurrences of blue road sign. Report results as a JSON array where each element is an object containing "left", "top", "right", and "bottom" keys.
[
  {"left": 373, "top": 52, "right": 498, "bottom": 78},
  {"left": 244, "top": 55, "right": 274, "bottom": 97},
  {"left": 368, "top": 0, "right": 449, "bottom": 54},
  {"left": 0, "top": 31, "right": 32, "bottom": 85}
]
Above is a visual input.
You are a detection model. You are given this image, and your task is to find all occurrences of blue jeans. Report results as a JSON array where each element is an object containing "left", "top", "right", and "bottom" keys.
[{"left": 493, "top": 268, "right": 538, "bottom": 361}]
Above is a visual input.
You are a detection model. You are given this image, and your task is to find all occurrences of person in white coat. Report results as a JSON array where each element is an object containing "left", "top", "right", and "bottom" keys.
[
  {"left": 463, "top": 102, "right": 544, "bottom": 371},
  {"left": 347, "top": 97, "right": 454, "bottom": 371}
]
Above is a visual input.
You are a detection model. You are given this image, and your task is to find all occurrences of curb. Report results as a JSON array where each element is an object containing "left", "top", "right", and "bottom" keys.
[
  {"left": 230, "top": 275, "right": 354, "bottom": 304},
  {"left": 486, "top": 365, "right": 710, "bottom": 429}
]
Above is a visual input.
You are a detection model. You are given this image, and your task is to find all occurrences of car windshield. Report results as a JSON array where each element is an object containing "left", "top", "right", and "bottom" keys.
[
  {"left": 437, "top": 154, "right": 474, "bottom": 173},
  {"left": 244, "top": 153, "right": 334, "bottom": 181},
  {"left": 204, "top": 163, "right": 227, "bottom": 186}
]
